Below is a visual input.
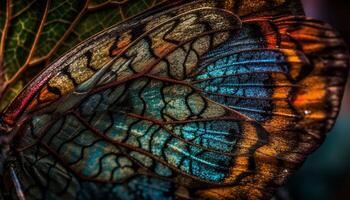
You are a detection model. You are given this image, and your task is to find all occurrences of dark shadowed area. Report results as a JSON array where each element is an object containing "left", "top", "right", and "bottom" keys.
[{"left": 278, "top": 0, "right": 350, "bottom": 199}]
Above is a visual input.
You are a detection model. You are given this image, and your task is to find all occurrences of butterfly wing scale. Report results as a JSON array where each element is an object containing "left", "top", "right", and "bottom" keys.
[{"left": 0, "top": 1, "right": 348, "bottom": 200}]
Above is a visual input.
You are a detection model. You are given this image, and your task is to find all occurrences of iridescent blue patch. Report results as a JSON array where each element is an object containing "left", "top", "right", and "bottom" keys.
[{"left": 195, "top": 24, "right": 288, "bottom": 121}]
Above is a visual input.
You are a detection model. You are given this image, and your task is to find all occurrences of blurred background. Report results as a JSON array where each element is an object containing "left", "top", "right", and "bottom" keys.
[{"left": 277, "top": 0, "right": 350, "bottom": 199}]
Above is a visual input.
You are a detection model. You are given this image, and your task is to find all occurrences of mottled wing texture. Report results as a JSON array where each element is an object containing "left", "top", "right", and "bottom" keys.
[{"left": 0, "top": 0, "right": 348, "bottom": 200}]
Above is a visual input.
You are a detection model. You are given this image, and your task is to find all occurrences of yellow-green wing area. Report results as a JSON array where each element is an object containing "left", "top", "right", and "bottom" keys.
[{"left": 0, "top": 0, "right": 170, "bottom": 110}]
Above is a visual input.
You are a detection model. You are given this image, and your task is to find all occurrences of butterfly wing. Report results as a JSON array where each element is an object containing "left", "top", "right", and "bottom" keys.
[
  {"left": 1, "top": 1, "right": 348, "bottom": 200},
  {"left": 193, "top": 15, "right": 349, "bottom": 199},
  {"left": 2, "top": 2, "right": 244, "bottom": 200}
]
